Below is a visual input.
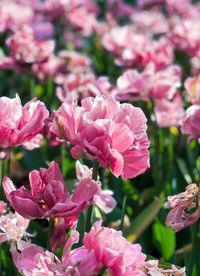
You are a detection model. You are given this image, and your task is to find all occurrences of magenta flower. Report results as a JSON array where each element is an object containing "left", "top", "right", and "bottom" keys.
[
  {"left": 0, "top": 94, "right": 49, "bottom": 148},
  {"left": 181, "top": 105, "right": 200, "bottom": 142},
  {"left": 3, "top": 161, "right": 99, "bottom": 219},
  {"left": 165, "top": 184, "right": 200, "bottom": 232},
  {"left": 51, "top": 96, "right": 150, "bottom": 179}
]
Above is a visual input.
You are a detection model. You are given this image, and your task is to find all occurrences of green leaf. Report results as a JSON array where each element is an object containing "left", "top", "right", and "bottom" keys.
[
  {"left": 152, "top": 221, "right": 176, "bottom": 260},
  {"left": 124, "top": 196, "right": 163, "bottom": 242}
]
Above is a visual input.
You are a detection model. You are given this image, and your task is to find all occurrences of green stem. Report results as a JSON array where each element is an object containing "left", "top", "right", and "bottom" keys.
[
  {"left": 30, "top": 78, "right": 35, "bottom": 98},
  {"left": 118, "top": 196, "right": 127, "bottom": 231},
  {"left": 85, "top": 161, "right": 99, "bottom": 232},
  {"left": 47, "top": 218, "right": 54, "bottom": 251},
  {"left": 61, "top": 144, "right": 66, "bottom": 176},
  {"left": 98, "top": 266, "right": 106, "bottom": 276},
  {"left": 188, "top": 221, "right": 200, "bottom": 275}
]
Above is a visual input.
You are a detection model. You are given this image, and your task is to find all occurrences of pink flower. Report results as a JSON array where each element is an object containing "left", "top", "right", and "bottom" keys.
[
  {"left": 181, "top": 105, "right": 200, "bottom": 142},
  {"left": 0, "top": 211, "right": 29, "bottom": 245},
  {"left": 165, "top": 184, "right": 200, "bottom": 232},
  {"left": 185, "top": 75, "right": 200, "bottom": 105},
  {"left": 0, "top": 201, "right": 7, "bottom": 215},
  {"left": 22, "top": 134, "right": 43, "bottom": 150},
  {"left": 0, "top": 94, "right": 49, "bottom": 148},
  {"left": 3, "top": 161, "right": 99, "bottom": 219},
  {"left": 82, "top": 220, "right": 146, "bottom": 275},
  {"left": 169, "top": 18, "right": 200, "bottom": 56},
  {"left": 0, "top": 26, "right": 55, "bottom": 71},
  {"left": 0, "top": 1, "right": 33, "bottom": 33},
  {"left": 51, "top": 96, "right": 150, "bottom": 179},
  {"left": 11, "top": 242, "right": 64, "bottom": 276},
  {"left": 117, "top": 64, "right": 181, "bottom": 101},
  {"left": 154, "top": 93, "right": 185, "bottom": 128},
  {"left": 76, "top": 161, "right": 116, "bottom": 213}
]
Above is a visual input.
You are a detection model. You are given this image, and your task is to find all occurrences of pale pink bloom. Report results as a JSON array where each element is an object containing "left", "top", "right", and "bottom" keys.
[
  {"left": 0, "top": 94, "right": 49, "bottom": 148},
  {"left": 185, "top": 75, "right": 200, "bottom": 104},
  {"left": 165, "top": 184, "right": 200, "bottom": 232},
  {"left": 116, "top": 37, "right": 174, "bottom": 70},
  {"left": 0, "top": 1, "right": 33, "bottom": 32},
  {"left": 3, "top": 161, "right": 99, "bottom": 219},
  {"left": 131, "top": 9, "right": 169, "bottom": 35},
  {"left": 169, "top": 17, "right": 200, "bottom": 56},
  {"left": 32, "top": 55, "right": 62, "bottom": 81},
  {"left": 57, "top": 75, "right": 118, "bottom": 102},
  {"left": 51, "top": 96, "right": 150, "bottom": 179},
  {"left": 0, "top": 211, "right": 29, "bottom": 245},
  {"left": 67, "top": 6, "right": 100, "bottom": 36},
  {"left": 117, "top": 64, "right": 181, "bottom": 101},
  {"left": 181, "top": 105, "right": 200, "bottom": 142},
  {"left": 22, "top": 134, "right": 43, "bottom": 150},
  {"left": 76, "top": 161, "right": 116, "bottom": 213},
  {"left": 0, "top": 201, "right": 7, "bottom": 215},
  {"left": 166, "top": 0, "right": 198, "bottom": 18},
  {"left": 83, "top": 220, "right": 146, "bottom": 275},
  {"left": 154, "top": 93, "right": 185, "bottom": 128},
  {"left": 11, "top": 242, "right": 64, "bottom": 276},
  {"left": 0, "top": 26, "right": 55, "bottom": 70},
  {"left": 102, "top": 25, "right": 174, "bottom": 69},
  {"left": 143, "top": 260, "right": 186, "bottom": 276}
]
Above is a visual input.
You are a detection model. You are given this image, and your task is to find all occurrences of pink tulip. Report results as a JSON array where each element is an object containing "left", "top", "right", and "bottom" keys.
[
  {"left": 165, "top": 184, "right": 200, "bottom": 232},
  {"left": 0, "top": 94, "right": 49, "bottom": 148},
  {"left": 154, "top": 93, "right": 185, "bottom": 128},
  {"left": 0, "top": 1, "right": 33, "bottom": 33},
  {"left": 0, "top": 26, "right": 55, "bottom": 71},
  {"left": 3, "top": 161, "right": 99, "bottom": 219},
  {"left": 82, "top": 220, "right": 146, "bottom": 275},
  {"left": 11, "top": 242, "right": 64, "bottom": 275},
  {"left": 185, "top": 75, "right": 200, "bottom": 105},
  {"left": 181, "top": 105, "right": 200, "bottom": 142},
  {"left": 117, "top": 64, "right": 181, "bottom": 101},
  {"left": 51, "top": 96, "right": 150, "bottom": 179}
]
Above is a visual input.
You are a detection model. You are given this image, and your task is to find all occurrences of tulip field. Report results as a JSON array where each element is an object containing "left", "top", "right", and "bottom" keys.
[{"left": 1, "top": 0, "right": 200, "bottom": 275}]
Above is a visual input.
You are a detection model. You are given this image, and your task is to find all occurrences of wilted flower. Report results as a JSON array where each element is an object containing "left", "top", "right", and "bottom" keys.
[
  {"left": 165, "top": 183, "right": 200, "bottom": 232},
  {"left": 143, "top": 260, "right": 186, "bottom": 276},
  {"left": 3, "top": 161, "right": 99, "bottom": 219},
  {"left": 0, "top": 94, "right": 49, "bottom": 148},
  {"left": 51, "top": 96, "right": 150, "bottom": 179}
]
